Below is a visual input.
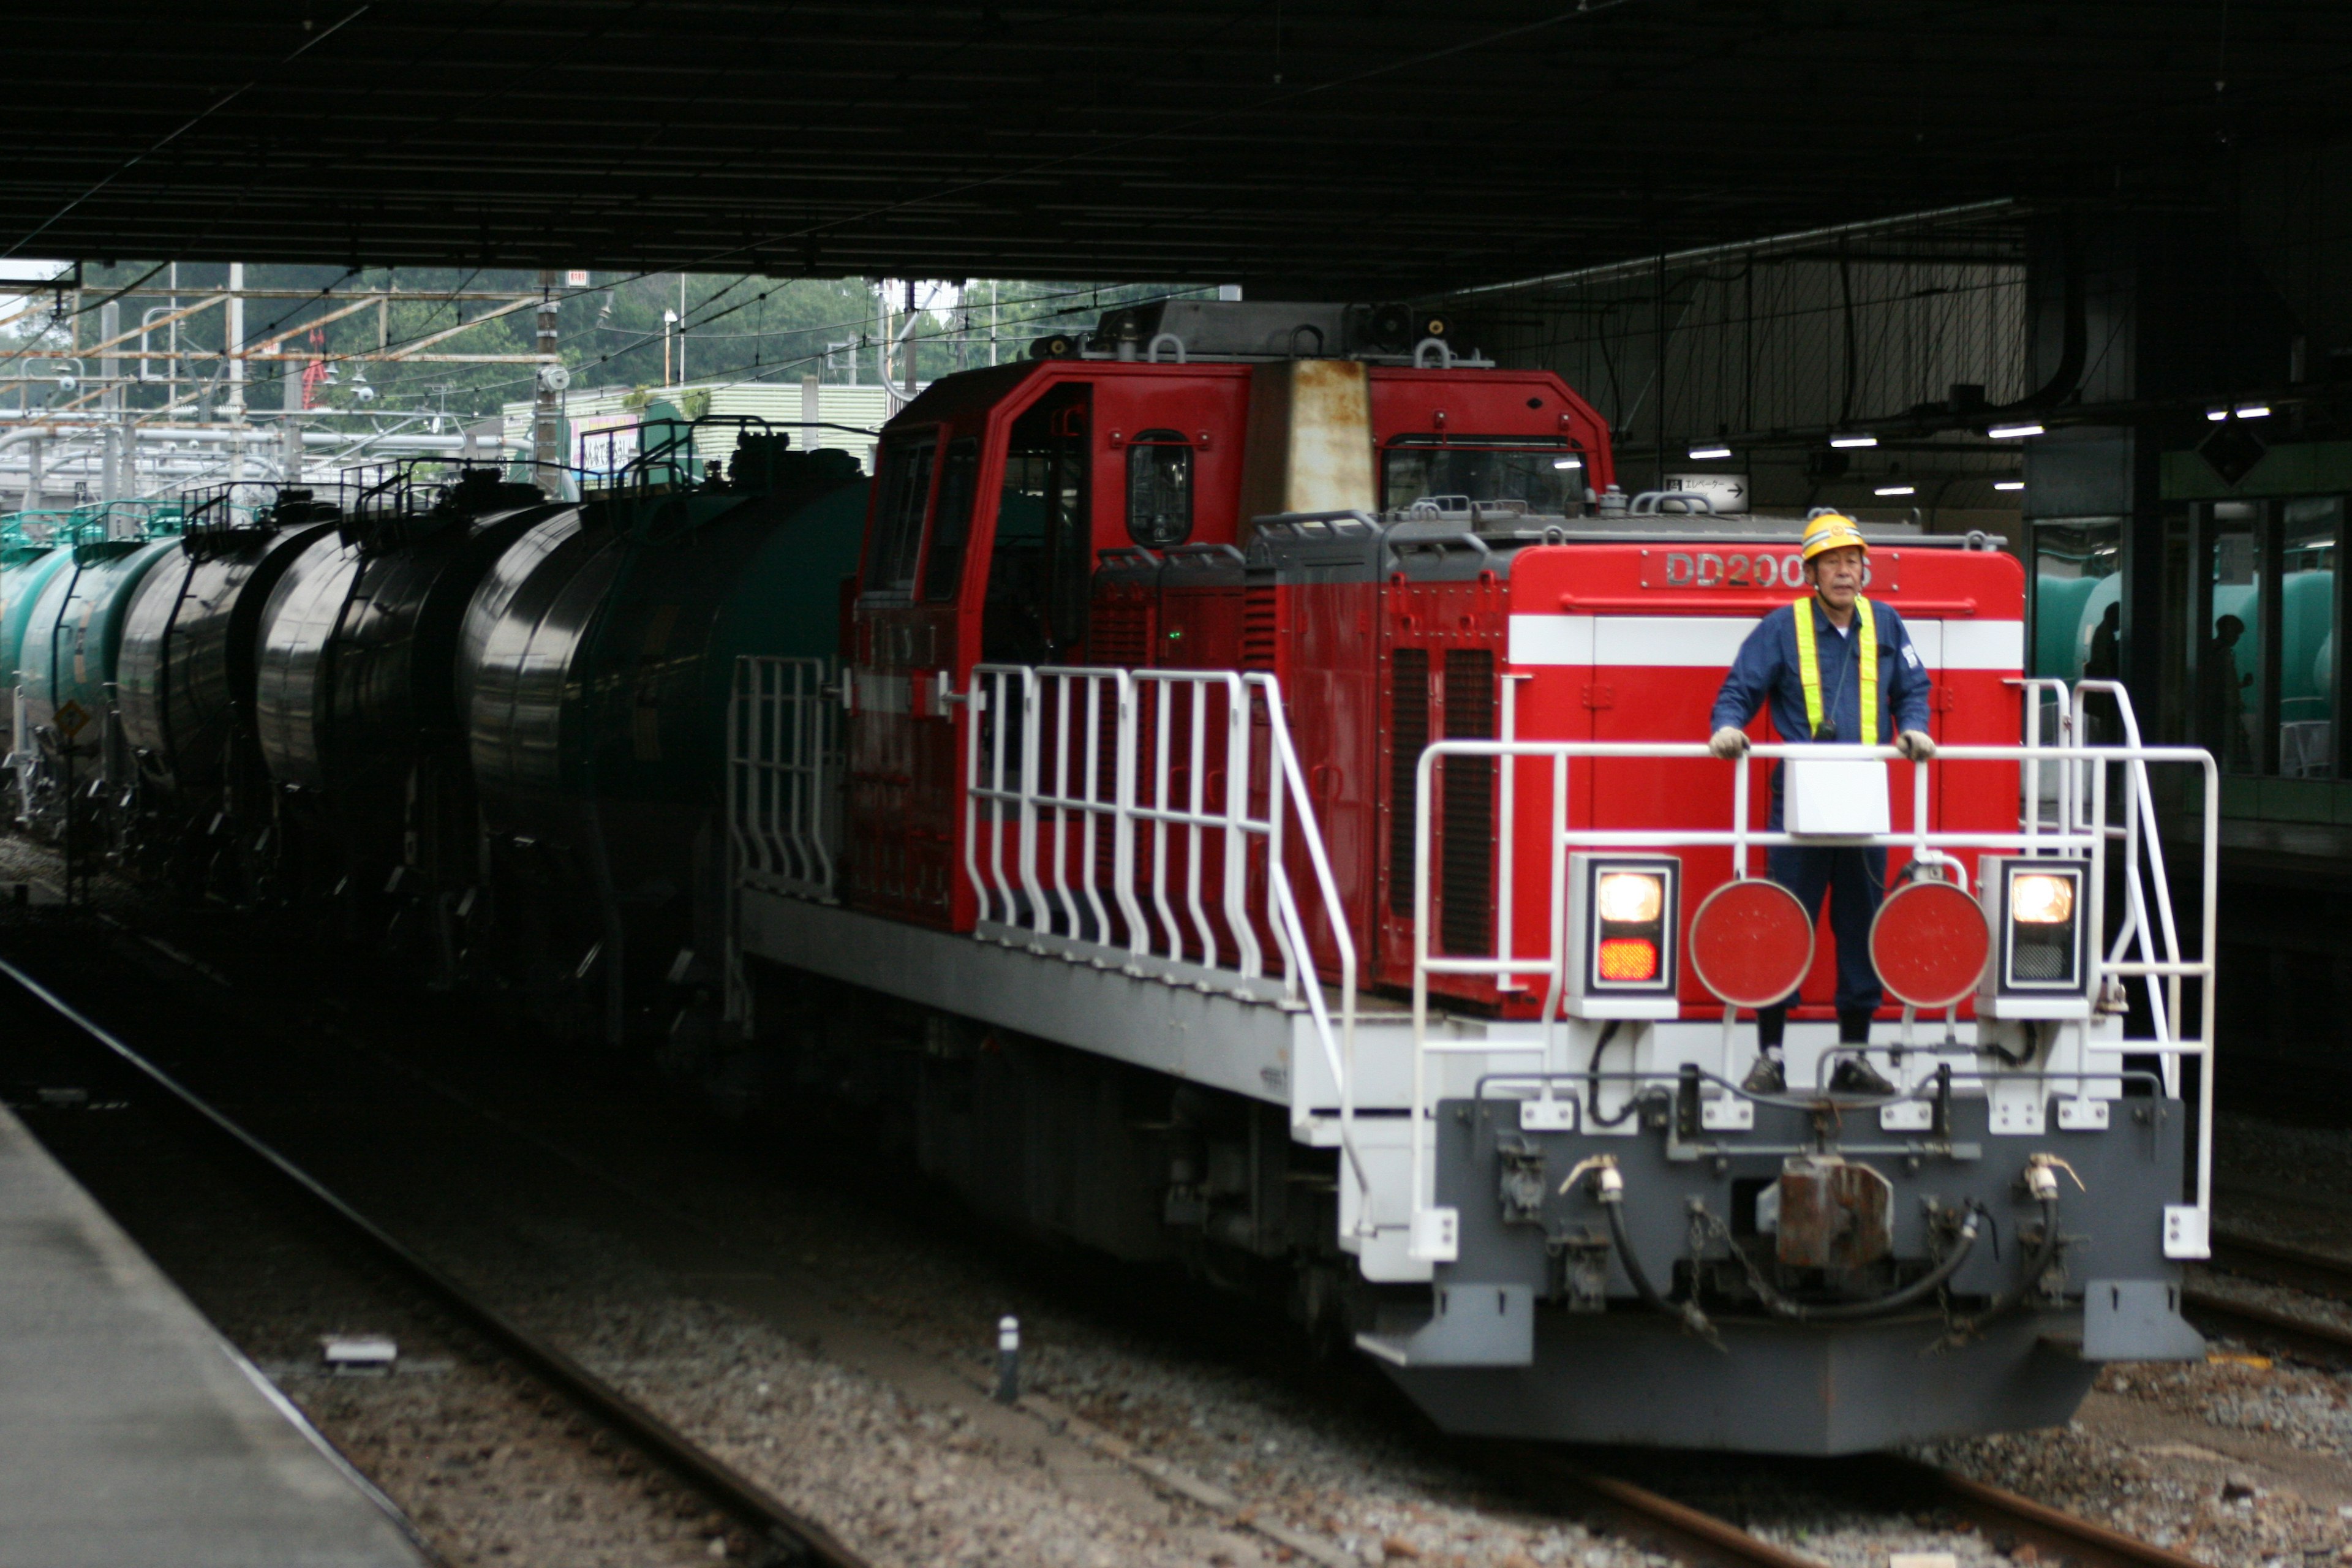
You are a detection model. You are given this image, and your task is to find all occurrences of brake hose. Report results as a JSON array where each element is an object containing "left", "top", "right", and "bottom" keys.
[
  {"left": 1577, "top": 1158, "right": 1721, "bottom": 1346},
  {"left": 1940, "top": 1196, "right": 2065, "bottom": 1341}
]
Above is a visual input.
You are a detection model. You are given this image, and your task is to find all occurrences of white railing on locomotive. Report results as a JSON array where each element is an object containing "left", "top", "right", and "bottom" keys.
[
  {"left": 959, "top": 662, "right": 1373, "bottom": 1223},
  {"left": 1401, "top": 736, "right": 2221, "bottom": 1263},
  {"left": 962, "top": 663, "right": 1342, "bottom": 990},
  {"left": 728, "top": 655, "right": 843, "bottom": 901}
]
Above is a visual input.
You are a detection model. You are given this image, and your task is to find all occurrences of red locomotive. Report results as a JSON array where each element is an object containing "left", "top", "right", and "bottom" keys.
[{"left": 723, "top": 299, "right": 2218, "bottom": 1451}]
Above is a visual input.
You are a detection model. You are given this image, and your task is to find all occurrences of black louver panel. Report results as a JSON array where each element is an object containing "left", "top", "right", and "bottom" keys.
[
  {"left": 1440, "top": 649, "right": 1495, "bottom": 957},
  {"left": 1387, "top": 648, "right": 1430, "bottom": 918}
]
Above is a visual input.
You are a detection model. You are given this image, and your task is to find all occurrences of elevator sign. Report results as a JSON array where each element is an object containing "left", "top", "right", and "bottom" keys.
[{"left": 1638, "top": 549, "right": 1896, "bottom": 592}]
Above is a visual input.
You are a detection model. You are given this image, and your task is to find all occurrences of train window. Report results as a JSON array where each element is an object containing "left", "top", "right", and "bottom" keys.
[
  {"left": 1381, "top": 436, "right": 1581, "bottom": 518},
  {"left": 2197, "top": 507, "right": 2261, "bottom": 773},
  {"left": 922, "top": 439, "right": 981, "bottom": 601},
  {"left": 2280, "top": 497, "right": 2339, "bottom": 778},
  {"left": 862, "top": 434, "right": 937, "bottom": 596},
  {"left": 1125, "top": 431, "right": 1193, "bottom": 548}
]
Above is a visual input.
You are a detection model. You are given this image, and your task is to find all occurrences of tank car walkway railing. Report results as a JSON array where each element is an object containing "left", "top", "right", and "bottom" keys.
[
  {"left": 1402, "top": 736, "right": 2220, "bottom": 1267},
  {"left": 959, "top": 662, "right": 1370, "bottom": 1211}
]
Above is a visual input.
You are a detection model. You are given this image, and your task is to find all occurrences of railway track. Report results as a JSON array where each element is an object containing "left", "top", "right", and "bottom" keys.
[
  {"left": 1494, "top": 1449, "right": 2209, "bottom": 1568},
  {"left": 0, "top": 952, "right": 875, "bottom": 1568},
  {"left": 0, "top": 916, "right": 2216, "bottom": 1568},
  {"left": 2183, "top": 1232, "right": 2352, "bottom": 1364}
]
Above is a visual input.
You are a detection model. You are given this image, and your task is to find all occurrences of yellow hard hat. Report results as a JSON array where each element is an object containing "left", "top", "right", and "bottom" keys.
[{"left": 1800, "top": 512, "right": 1869, "bottom": 562}]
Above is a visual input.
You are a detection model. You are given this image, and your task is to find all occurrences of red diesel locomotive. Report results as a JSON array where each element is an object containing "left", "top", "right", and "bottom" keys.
[{"left": 725, "top": 300, "right": 2217, "bottom": 1451}]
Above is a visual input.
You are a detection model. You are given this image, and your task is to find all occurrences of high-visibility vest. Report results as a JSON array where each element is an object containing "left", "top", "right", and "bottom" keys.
[{"left": 1792, "top": 595, "right": 1877, "bottom": 742}]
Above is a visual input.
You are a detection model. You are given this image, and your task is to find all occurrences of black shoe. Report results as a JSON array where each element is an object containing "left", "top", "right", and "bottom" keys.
[
  {"left": 1741, "top": 1055, "right": 1786, "bottom": 1095},
  {"left": 1830, "top": 1056, "right": 1898, "bottom": 1096}
]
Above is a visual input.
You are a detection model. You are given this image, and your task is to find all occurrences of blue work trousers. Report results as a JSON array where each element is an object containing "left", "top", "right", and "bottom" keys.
[
  {"left": 1762, "top": 787, "right": 1887, "bottom": 1020},
  {"left": 1763, "top": 841, "right": 1888, "bottom": 1016}
]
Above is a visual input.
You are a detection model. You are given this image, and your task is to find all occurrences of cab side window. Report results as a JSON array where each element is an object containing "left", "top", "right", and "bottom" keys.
[
  {"left": 921, "top": 439, "right": 981, "bottom": 602},
  {"left": 862, "top": 434, "right": 937, "bottom": 596},
  {"left": 1125, "top": 431, "right": 1193, "bottom": 549}
]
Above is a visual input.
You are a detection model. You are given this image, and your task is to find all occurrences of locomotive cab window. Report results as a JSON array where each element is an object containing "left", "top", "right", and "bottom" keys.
[
  {"left": 921, "top": 438, "right": 981, "bottom": 601},
  {"left": 1382, "top": 435, "right": 1581, "bottom": 519},
  {"left": 983, "top": 391, "right": 1091, "bottom": 663},
  {"left": 1125, "top": 430, "right": 1193, "bottom": 549},
  {"left": 862, "top": 433, "right": 938, "bottom": 597}
]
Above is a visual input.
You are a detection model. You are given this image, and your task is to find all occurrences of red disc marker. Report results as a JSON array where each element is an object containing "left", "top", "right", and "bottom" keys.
[
  {"left": 1869, "top": 877, "right": 1992, "bottom": 1009},
  {"left": 1689, "top": 878, "right": 1816, "bottom": 1008}
]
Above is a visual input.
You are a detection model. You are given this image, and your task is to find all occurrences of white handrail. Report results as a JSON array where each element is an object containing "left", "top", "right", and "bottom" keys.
[
  {"left": 1405, "top": 736, "right": 2220, "bottom": 1265},
  {"left": 729, "top": 655, "right": 841, "bottom": 902},
  {"left": 960, "top": 663, "right": 1370, "bottom": 1218}
]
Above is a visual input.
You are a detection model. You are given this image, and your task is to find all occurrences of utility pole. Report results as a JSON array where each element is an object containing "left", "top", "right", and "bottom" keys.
[
  {"left": 801, "top": 372, "right": 819, "bottom": 452},
  {"left": 903, "top": 280, "right": 918, "bottom": 404},
  {"left": 99, "top": 298, "right": 123, "bottom": 502},
  {"left": 226, "top": 262, "right": 246, "bottom": 486},
  {"left": 282, "top": 334, "right": 304, "bottom": 484},
  {"left": 532, "top": 269, "right": 563, "bottom": 482}
]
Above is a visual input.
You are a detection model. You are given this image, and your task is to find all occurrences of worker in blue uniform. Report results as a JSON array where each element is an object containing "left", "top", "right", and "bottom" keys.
[{"left": 1707, "top": 513, "right": 1938, "bottom": 1095}]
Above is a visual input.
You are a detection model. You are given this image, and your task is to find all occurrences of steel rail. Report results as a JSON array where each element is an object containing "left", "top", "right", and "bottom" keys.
[
  {"left": 1501, "top": 1446, "right": 2203, "bottom": 1568},
  {"left": 1488, "top": 1447, "right": 1827, "bottom": 1568},
  {"left": 2182, "top": 1289, "right": 2352, "bottom": 1365},
  {"left": 2175, "top": 1231, "right": 2352, "bottom": 1362},
  {"left": 1854, "top": 1456, "right": 2211, "bottom": 1568},
  {"left": 0, "top": 952, "right": 876, "bottom": 1568},
  {"left": 2209, "top": 1232, "right": 2352, "bottom": 1298}
]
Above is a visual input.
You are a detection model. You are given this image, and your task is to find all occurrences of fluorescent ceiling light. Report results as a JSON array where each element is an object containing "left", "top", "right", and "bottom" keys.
[
  {"left": 2236, "top": 404, "right": 2271, "bottom": 420},
  {"left": 1994, "top": 480, "right": 2024, "bottom": 492},
  {"left": 2206, "top": 408, "right": 2230, "bottom": 421},
  {"left": 1552, "top": 457, "right": 1583, "bottom": 470},
  {"left": 1986, "top": 423, "right": 2043, "bottom": 439},
  {"left": 1873, "top": 484, "right": 1916, "bottom": 497},
  {"left": 1687, "top": 444, "right": 1732, "bottom": 460},
  {"left": 1829, "top": 434, "right": 1878, "bottom": 449}
]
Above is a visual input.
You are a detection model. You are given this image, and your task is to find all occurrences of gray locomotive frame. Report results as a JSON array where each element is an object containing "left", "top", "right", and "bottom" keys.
[{"left": 1364, "top": 1085, "right": 2201, "bottom": 1453}]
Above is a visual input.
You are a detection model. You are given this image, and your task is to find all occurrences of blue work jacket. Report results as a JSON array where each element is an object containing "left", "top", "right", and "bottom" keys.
[{"left": 1708, "top": 597, "right": 1933, "bottom": 746}]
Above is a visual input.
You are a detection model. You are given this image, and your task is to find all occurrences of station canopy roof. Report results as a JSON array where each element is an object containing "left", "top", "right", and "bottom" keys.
[{"left": 4, "top": 2, "right": 2340, "bottom": 293}]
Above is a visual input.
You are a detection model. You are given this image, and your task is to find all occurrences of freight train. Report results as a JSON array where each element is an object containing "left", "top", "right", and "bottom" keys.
[{"left": 0, "top": 300, "right": 2219, "bottom": 1454}]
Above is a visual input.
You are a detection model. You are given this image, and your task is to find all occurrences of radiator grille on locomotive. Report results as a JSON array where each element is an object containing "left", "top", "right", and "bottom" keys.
[
  {"left": 1387, "top": 649, "right": 1430, "bottom": 917},
  {"left": 1440, "top": 649, "right": 1495, "bottom": 956}
]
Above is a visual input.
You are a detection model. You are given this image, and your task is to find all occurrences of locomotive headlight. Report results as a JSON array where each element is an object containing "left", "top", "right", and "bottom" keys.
[
  {"left": 1978, "top": 856, "right": 2090, "bottom": 1016},
  {"left": 2010, "top": 873, "right": 2075, "bottom": 925},
  {"left": 1596, "top": 872, "right": 1665, "bottom": 925},
  {"left": 1567, "top": 854, "right": 1681, "bottom": 1017}
]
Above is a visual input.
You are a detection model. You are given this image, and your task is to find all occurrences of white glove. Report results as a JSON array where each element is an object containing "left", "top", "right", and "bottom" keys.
[
  {"left": 1708, "top": 726, "right": 1751, "bottom": 760},
  {"left": 1895, "top": 729, "right": 1937, "bottom": 761}
]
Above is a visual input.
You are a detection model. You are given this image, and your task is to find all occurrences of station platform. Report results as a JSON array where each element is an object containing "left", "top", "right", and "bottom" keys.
[{"left": 0, "top": 1102, "right": 426, "bottom": 1567}]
